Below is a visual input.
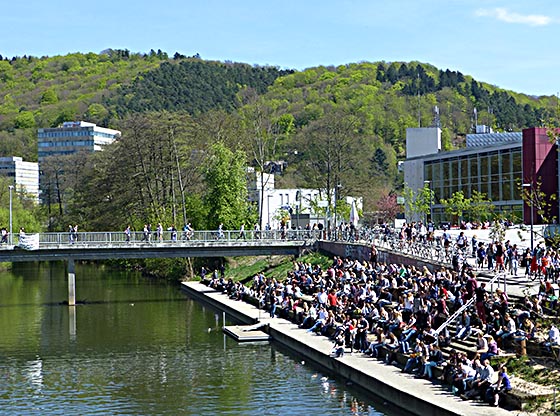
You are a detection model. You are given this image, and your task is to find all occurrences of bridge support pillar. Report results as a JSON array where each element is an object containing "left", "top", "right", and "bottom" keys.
[{"left": 68, "top": 258, "right": 76, "bottom": 306}]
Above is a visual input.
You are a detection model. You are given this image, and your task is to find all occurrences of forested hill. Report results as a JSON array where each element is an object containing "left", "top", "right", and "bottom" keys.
[
  {"left": 0, "top": 50, "right": 557, "bottom": 166},
  {"left": 110, "top": 60, "right": 294, "bottom": 115},
  {"left": 0, "top": 49, "right": 291, "bottom": 160}
]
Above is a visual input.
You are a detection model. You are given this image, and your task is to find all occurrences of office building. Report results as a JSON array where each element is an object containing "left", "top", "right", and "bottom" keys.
[
  {"left": 247, "top": 169, "right": 361, "bottom": 230},
  {"left": 37, "top": 121, "right": 121, "bottom": 161},
  {"left": 0, "top": 157, "right": 39, "bottom": 201},
  {"left": 403, "top": 126, "right": 558, "bottom": 225}
]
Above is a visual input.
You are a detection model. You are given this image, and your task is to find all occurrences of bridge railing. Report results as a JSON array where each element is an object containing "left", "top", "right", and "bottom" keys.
[{"left": 1, "top": 229, "right": 324, "bottom": 248}]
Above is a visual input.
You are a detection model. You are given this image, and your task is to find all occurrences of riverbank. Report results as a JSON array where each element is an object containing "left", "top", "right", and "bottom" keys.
[{"left": 182, "top": 281, "right": 525, "bottom": 416}]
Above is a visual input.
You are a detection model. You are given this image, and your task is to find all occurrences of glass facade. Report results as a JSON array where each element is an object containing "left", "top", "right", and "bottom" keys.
[{"left": 424, "top": 146, "right": 523, "bottom": 223}]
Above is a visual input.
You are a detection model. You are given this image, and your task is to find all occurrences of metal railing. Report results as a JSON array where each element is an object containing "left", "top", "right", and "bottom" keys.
[
  {"left": 0, "top": 229, "right": 324, "bottom": 250},
  {"left": 434, "top": 272, "right": 506, "bottom": 335}
]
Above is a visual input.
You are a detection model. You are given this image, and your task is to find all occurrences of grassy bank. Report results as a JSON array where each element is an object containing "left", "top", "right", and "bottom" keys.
[{"left": 225, "top": 252, "right": 331, "bottom": 283}]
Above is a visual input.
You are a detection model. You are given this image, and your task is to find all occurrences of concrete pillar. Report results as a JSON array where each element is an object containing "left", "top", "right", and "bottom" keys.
[
  {"left": 68, "top": 258, "right": 76, "bottom": 306},
  {"left": 69, "top": 305, "right": 77, "bottom": 340}
]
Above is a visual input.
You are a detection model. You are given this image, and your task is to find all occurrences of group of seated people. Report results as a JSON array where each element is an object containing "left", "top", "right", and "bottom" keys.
[{"left": 206, "top": 253, "right": 542, "bottom": 407}]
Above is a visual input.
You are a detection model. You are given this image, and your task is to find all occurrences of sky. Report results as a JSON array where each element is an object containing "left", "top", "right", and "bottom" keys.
[{"left": 1, "top": 0, "right": 559, "bottom": 96}]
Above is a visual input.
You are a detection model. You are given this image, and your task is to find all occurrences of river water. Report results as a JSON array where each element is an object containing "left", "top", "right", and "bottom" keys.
[{"left": 0, "top": 263, "right": 406, "bottom": 415}]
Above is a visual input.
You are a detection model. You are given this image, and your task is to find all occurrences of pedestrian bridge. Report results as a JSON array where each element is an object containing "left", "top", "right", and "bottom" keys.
[
  {"left": 0, "top": 230, "right": 320, "bottom": 306},
  {"left": 0, "top": 230, "right": 318, "bottom": 262}
]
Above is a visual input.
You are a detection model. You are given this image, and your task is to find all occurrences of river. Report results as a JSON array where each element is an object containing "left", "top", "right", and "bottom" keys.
[{"left": 0, "top": 262, "right": 407, "bottom": 415}]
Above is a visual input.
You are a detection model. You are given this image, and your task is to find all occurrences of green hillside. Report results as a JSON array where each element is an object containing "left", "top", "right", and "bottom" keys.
[
  {"left": 0, "top": 50, "right": 558, "bottom": 232},
  {"left": 0, "top": 49, "right": 290, "bottom": 161}
]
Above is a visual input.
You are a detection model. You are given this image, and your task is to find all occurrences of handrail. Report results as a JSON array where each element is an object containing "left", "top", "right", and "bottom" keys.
[
  {"left": 0, "top": 229, "right": 324, "bottom": 250},
  {"left": 434, "top": 272, "right": 507, "bottom": 335}
]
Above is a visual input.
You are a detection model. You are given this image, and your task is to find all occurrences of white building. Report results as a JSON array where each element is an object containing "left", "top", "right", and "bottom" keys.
[
  {"left": 247, "top": 170, "right": 362, "bottom": 229},
  {"left": 0, "top": 157, "right": 39, "bottom": 201},
  {"left": 37, "top": 121, "right": 121, "bottom": 203},
  {"left": 37, "top": 121, "right": 121, "bottom": 161}
]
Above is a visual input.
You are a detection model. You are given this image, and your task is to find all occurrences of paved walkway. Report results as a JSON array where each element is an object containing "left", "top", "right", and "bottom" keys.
[{"left": 182, "top": 282, "right": 523, "bottom": 416}]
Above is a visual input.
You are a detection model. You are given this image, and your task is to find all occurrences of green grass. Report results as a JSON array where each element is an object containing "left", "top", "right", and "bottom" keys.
[{"left": 225, "top": 252, "right": 331, "bottom": 283}]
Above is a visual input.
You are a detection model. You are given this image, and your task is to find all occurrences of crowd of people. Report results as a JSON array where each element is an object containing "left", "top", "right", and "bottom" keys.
[{"left": 205, "top": 239, "right": 560, "bottom": 408}]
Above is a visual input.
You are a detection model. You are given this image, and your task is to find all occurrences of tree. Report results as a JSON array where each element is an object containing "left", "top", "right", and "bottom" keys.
[
  {"left": 0, "top": 177, "right": 43, "bottom": 233},
  {"left": 440, "top": 191, "right": 470, "bottom": 224},
  {"left": 239, "top": 90, "right": 293, "bottom": 227},
  {"left": 468, "top": 190, "right": 494, "bottom": 223},
  {"left": 40, "top": 88, "right": 58, "bottom": 105},
  {"left": 375, "top": 191, "right": 400, "bottom": 223},
  {"left": 520, "top": 178, "right": 557, "bottom": 225},
  {"left": 14, "top": 111, "right": 36, "bottom": 129},
  {"left": 403, "top": 184, "right": 433, "bottom": 222},
  {"left": 296, "top": 108, "right": 362, "bottom": 227},
  {"left": 204, "top": 142, "right": 253, "bottom": 230}
]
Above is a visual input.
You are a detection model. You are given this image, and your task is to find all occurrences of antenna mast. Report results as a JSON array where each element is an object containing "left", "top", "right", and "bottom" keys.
[{"left": 417, "top": 73, "right": 421, "bottom": 127}]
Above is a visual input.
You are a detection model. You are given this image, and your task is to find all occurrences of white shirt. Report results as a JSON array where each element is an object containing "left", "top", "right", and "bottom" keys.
[{"left": 549, "top": 326, "right": 560, "bottom": 344}]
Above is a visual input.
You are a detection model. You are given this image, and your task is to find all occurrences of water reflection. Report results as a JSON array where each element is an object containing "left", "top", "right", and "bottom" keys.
[{"left": 0, "top": 263, "right": 407, "bottom": 416}]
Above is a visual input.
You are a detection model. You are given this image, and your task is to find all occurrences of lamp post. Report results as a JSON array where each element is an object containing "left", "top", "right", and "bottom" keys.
[
  {"left": 267, "top": 194, "right": 272, "bottom": 228},
  {"left": 8, "top": 185, "right": 13, "bottom": 246},
  {"left": 333, "top": 184, "right": 341, "bottom": 240},
  {"left": 424, "top": 180, "right": 432, "bottom": 224},
  {"left": 296, "top": 190, "right": 301, "bottom": 231},
  {"left": 522, "top": 183, "right": 534, "bottom": 252}
]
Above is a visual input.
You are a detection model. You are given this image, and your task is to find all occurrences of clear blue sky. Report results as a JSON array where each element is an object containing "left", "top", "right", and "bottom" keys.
[{"left": 2, "top": 0, "right": 558, "bottom": 96}]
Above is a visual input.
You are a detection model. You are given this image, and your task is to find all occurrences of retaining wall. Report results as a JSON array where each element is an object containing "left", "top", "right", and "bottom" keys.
[{"left": 318, "top": 240, "right": 441, "bottom": 271}]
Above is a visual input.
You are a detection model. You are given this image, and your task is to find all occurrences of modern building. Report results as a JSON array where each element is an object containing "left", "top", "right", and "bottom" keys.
[
  {"left": 37, "top": 121, "right": 121, "bottom": 203},
  {"left": 247, "top": 169, "right": 362, "bottom": 230},
  {"left": 403, "top": 126, "right": 558, "bottom": 225},
  {"left": 37, "top": 121, "right": 121, "bottom": 161},
  {"left": 0, "top": 157, "right": 39, "bottom": 201}
]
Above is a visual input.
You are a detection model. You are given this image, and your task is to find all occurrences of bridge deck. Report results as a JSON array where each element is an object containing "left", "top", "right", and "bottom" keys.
[{"left": 0, "top": 230, "right": 317, "bottom": 262}]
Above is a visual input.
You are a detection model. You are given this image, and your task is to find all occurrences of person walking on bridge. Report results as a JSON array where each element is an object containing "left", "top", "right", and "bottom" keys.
[
  {"left": 237, "top": 223, "right": 246, "bottom": 240},
  {"left": 217, "top": 223, "right": 225, "bottom": 240},
  {"left": 68, "top": 224, "right": 74, "bottom": 244},
  {"left": 141, "top": 224, "right": 149, "bottom": 242},
  {"left": 156, "top": 223, "right": 163, "bottom": 242}
]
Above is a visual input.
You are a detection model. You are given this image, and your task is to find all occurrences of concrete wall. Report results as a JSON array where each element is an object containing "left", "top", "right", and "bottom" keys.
[
  {"left": 406, "top": 127, "right": 441, "bottom": 159},
  {"left": 182, "top": 284, "right": 258, "bottom": 325},
  {"left": 318, "top": 241, "right": 440, "bottom": 272},
  {"left": 268, "top": 326, "right": 459, "bottom": 416}
]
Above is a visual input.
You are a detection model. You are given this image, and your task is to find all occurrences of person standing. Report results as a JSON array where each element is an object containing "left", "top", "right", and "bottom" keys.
[
  {"left": 487, "top": 242, "right": 495, "bottom": 271},
  {"left": 509, "top": 244, "right": 519, "bottom": 276},
  {"left": 475, "top": 282, "right": 488, "bottom": 325},
  {"left": 156, "top": 223, "right": 163, "bottom": 242},
  {"left": 237, "top": 223, "right": 246, "bottom": 240},
  {"left": 147, "top": 224, "right": 152, "bottom": 242},
  {"left": 124, "top": 225, "right": 131, "bottom": 243},
  {"left": 494, "top": 241, "right": 505, "bottom": 272},
  {"left": 141, "top": 224, "right": 149, "bottom": 242},
  {"left": 68, "top": 224, "right": 74, "bottom": 244}
]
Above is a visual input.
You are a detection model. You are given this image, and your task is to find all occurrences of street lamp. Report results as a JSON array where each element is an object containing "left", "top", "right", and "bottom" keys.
[
  {"left": 296, "top": 190, "right": 301, "bottom": 230},
  {"left": 333, "top": 184, "right": 341, "bottom": 239},
  {"left": 267, "top": 194, "right": 272, "bottom": 229},
  {"left": 424, "top": 180, "right": 432, "bottom": 224},
  {"left": 522, "top": 183, "right": 534, "bottom": 252},
  {"left": 8, "top": 185, "right": 13, "bottom": 245}
]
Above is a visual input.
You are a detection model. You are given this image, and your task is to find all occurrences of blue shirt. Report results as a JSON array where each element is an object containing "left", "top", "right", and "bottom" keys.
[{"left": 500, "top": 372, "right": 512, "bottom": 390}]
